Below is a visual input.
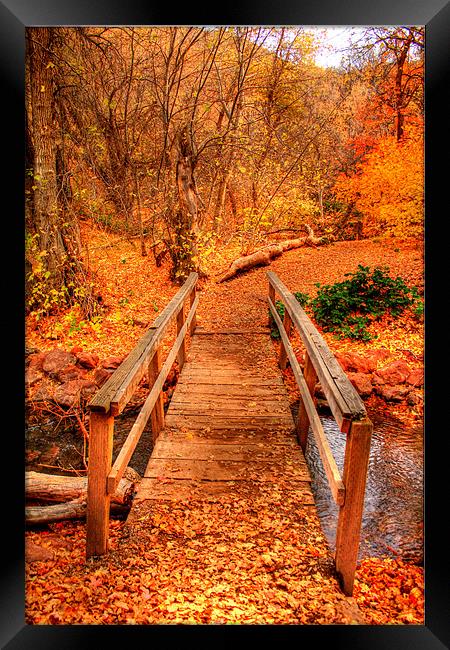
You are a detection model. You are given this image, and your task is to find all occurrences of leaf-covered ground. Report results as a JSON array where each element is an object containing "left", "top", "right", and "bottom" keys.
[{"left": 25, "top": 224, "right": 424, "bottom": 625}]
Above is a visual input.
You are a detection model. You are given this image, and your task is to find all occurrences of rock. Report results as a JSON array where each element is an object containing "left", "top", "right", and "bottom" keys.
[
  {"left": 407, "top": 390, "right": 422, "bottom": 406},
  {"left": 94, "top": 367, "right": 114, "bottom": 387},
  {"left": 374, "top": 384, "right": 411, "bottom": 402},
  {"left": 101, "top": 356, "right": 123, "bottom": 370},
  {"left": 32, "top": 378, "right": 56, "bottom": 402},
  {"left": 364, "top": 348, "right": 392, "bottom": 367},
  {"left": 347, "top": 372, "right": 373, "bottom": 397},
  {"left": 76, "top": 351, "right": 99, "bottom": 370},
  {"left": 25, "top": 539, "right": 55, "bottom": 563},
  {"left": 336, "top": 352, "right": 373, "bottom": 374},
  {"left": 407, "top": 367, "right": 424, "bottom": 388},
  {"left": 27, "top": 351, "right": 47, "bottom": 370},
  {"left": 54, "top": 379, "right": 98, "bottom": 408},
  {"left": 25, "top": 366, "right": 43, "bottom": 388},
  {"left": 42, "top": 349, "right": 76, "bottom": 379},
  {"left": 372, "top": 360, "right": 411, "bottom": 386},
  {"left": 57, "top": 364, "right": 87, "bottom": 383}
]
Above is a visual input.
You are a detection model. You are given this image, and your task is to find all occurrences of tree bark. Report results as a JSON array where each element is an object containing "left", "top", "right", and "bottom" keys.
[
  {"left": 25, "top": 467, "right": 140, "bottom": 524},
  {"left": 27, "top": 28, "right": 64, "bottom": 274},
  {"left": 218, "top": 226, "right": 327, "bottom": 282}
]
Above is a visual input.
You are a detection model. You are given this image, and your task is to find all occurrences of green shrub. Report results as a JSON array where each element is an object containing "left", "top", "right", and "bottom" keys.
[{"left": 309, "top": 264, "right": 422, "bottom": 341}]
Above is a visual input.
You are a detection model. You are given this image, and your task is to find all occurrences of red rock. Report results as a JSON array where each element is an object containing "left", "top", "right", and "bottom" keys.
[
  {"left": 42, "top": 349, "right": 76, "bottom": 378},
  {"left": 375, "top": 384, "right": 411, "bottom": 402},
  {"left": 27, "top": 351, "right": 47, "bottom": 370},
  {"left": 364, "top": 348, "right": 392, "bottom": 367},
  {"left": 54, "top": 379, "right": 98, "bottom": 407},
  {"left": 94, "top": 367, "right": 114, "bottom": 387},
  {"left": 347, "top": 372, "right": 373, "bottom": 397},
  {"left": 76, "top": 351, "right": 99, "bottom": 370},
  {"left": 25, "top": 366, "right": 43, "bottom": 387},
  {"left": 57, "top": 364, "right": 87, "bottom": 383},
  {"left": 407, "top": 368, "right": 424, "bottom": 387},
  {"left": 32, "top": 378, "right": 56, "bottom": 402},
  {"left": 101, "top": 356, "right": 123, "bottom": 370},
  {"left": 372, "top": 359, "right": 411, "bottom": 386},
  {"left": 336, "top": 352, "right": 372, "bottom": 374}
]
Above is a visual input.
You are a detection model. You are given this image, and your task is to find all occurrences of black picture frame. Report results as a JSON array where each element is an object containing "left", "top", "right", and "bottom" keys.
[{"left": 2, "top": 0, "right": 448, "bottom": 647}]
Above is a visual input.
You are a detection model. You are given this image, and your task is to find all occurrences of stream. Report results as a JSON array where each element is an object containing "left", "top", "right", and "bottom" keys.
[
  {"left": 26, "top": 406, "right": 424, "bottom": 565},
  {"left": 303, "top": 411, "right": 424, "bottom": 564}
]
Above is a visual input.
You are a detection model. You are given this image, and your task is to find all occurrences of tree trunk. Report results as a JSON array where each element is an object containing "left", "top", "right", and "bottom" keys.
[
  {"left": 26, "top": 500, "right": 129, "bottom": 525},
  {"left": 172, "top": 125, "right": 201, "bottom": 280},
  {"left": 25, "top": 467, "right": 140, "bottom": 524},
  {"left": 27, "top": 28, "right": 65, "bottom": 277},
  {"left": 218, "top": 227, "right": 328, "bottom": 282}
]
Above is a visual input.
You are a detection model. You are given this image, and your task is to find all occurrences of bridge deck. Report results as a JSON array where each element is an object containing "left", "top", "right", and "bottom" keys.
[{"left": 131, "top": 330, "right": 315, "bottom": 506}]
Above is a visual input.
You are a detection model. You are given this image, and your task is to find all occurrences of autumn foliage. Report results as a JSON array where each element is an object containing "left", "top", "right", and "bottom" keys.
[
  {"left": 335, "top": 127, "right": 424, "bottom": 238},
  {"left": 24, "top": 25, "right": 425, "bottom": 628}
]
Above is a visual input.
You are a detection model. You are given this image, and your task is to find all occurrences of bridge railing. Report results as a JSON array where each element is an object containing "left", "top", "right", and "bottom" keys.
[
  {"left": 85, "top": 272, "right": 198, "bottom": 558},
  {"left": 267, "top": 271, "right": 372, "bottom": 595}
]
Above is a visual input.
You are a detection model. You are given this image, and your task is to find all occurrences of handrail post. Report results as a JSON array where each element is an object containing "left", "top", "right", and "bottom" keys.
[
  {"left": 177, "top": 301, "right": 187, "bottom": 370},
  {"left": 86, "top": 410, "right": 114, "bottom": 558},
  {"left": 296, "top": 353, "right": 318, "bottom": 451},
  {"left": 335, "top": 417, "right": 372, "bottom": 595},
  {"left": 268, "top": 283, "right": 275, "bottom": 326},
  {"left": 279, "top": 310, "right": 292, "bottom": 370},
  {"left": 149, "top": 346, "right": 164, "bottom": 443},
  {"left": 189, "top": 285, "right": 197, "bottom": 335}
]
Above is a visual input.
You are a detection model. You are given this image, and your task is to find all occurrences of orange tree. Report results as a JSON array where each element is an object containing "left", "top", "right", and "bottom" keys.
[{"left": 333, "top": 126, "right": 423, "bottom": 238}]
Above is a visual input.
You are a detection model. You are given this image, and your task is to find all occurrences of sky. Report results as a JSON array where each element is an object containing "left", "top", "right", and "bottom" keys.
[{"left": 313, "top": 26, "right": 365, "bottom": 68}]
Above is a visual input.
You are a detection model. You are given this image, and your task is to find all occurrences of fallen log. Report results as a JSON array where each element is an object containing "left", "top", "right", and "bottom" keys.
[
  {"left": 218, "top": 226, "right": 328, "bottom": 282},
  {"left": 26, "top": 467, "right": 140, "bottom": 505},
  {"left": 25, "top": 467, "right": 141, "bottom": 525},
  {"left": 25, "top": 499, "right": 129, "bottom": 525}
]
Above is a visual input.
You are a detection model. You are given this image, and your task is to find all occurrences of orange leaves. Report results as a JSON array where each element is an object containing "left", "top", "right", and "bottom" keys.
[
  {"left": 334, "top": 127, "right": 424, "bottom": 239},
  {"left": 354, "top": 557, "right": 424, "bottom": 625}
]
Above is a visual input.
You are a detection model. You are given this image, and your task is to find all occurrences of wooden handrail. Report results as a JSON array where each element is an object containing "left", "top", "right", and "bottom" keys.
[
  {"left": 267, "top": 271, "right": 366, "bottom": 432},
  {"left": 267, "top": 271, "right": 372, "bottom": 596},
  {"left": 268, "top": 296, "right": 345, "bottom": 505},
  {"left": 107, "top": 294, "right": 199, "bottom": 494},
  {"left": 88, "top": 272, "right": 198, "bottom": 416},
  {"left": 86, "top": 273, "right": 198, "bottom": 558}
]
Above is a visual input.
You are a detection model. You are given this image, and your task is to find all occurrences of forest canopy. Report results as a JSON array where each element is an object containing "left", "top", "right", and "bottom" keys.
[{"left": 25, "top": 26, "right": 424, "bottom": 317}]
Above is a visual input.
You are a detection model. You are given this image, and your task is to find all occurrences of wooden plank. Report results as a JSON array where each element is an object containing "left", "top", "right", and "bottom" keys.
[
  {"left": 168, "top": 398, "right": 292, "bottom": 411},
  {"left": 164, "top": 415, "right": 293, "bottom": 429},
  {"left": 268, "top": 298, "right": 345, "bottom": 506},
  {"left": 172, "top": 384, "right": 288, "bottom": 397},
  {"left": 194, "top": 329, "right": 270, "bottom": 335},
  {"left": 89, "top": 272, "right": 197, "bottom": 414},
  {"left": 133, "top": 478, "right": 315, "bottom": 504},
  {"left": 178, "top": 370, "right": 282, "bottom": 381},
  {"left": 152, "top": 440, "right": 308, "bottom": 464},
  {"left": 144, "top": 458, "right": 311, "bottom": 482},
  {"left": 157, "top": 429, "right": 299, "bottom": 445},
  {"left": 107, "top": 295, "right": 200, "bottom": 493}
]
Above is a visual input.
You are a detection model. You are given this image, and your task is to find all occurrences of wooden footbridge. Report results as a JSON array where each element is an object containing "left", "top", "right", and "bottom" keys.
[{"left": 86, "top": 272, "right": 372, "bottom": 596}]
